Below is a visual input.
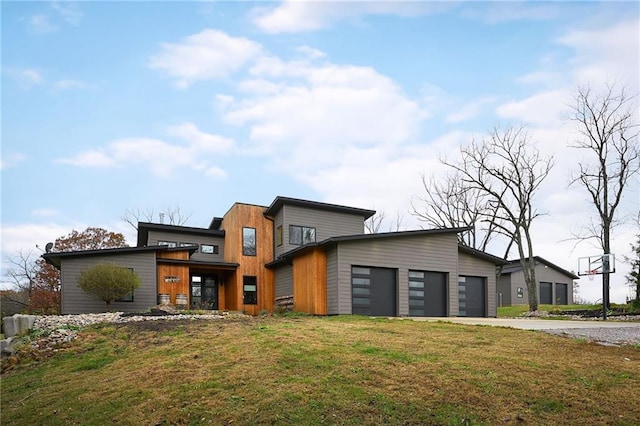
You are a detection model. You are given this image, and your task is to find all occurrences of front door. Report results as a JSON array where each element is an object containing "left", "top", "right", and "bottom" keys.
[{"left": 190, "top": 275, "right": 218, "bottom": 310}]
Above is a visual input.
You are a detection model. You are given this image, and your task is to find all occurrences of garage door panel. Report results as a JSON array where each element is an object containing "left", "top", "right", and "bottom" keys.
[
  {"left": 409, "top": 271, "right": 447, "bottom": 317},
  {"left": 540, "top": 282, "right": 552, "bottom": 304},
  {"left": 352, "top": 266, "right": 396, "bottom": 316},
  {"left": 556, "top": 283, "right": 568, "bottom": 305},
  {"left": 459, "top": 276, "right": 486, "bottom": 317}
]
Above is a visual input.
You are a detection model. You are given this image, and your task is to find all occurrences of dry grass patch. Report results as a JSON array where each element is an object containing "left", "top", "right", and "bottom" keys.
[{"left": 2, "top": 315, "right": 639, "bottom": 425}]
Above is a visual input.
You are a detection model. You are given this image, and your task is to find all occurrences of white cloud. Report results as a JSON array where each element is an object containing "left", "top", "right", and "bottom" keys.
[
  {"left": 462, "top": 2, "right": 560, "bottom": 24},
  {"left": 57, "top": 123, "right": 232, "bottom": 178},
  {"left": 0, "top": 152, "right": 26, "bottom": 169},
  {"left": 148, "top": 29, "right": 262, "bottom": 88},
  {"left": 251, "top": 1, "right": 450, "bottom": 33},
  {"left": 296, "top": 45, "right": 326, "bottom": 60},
  {"left": 29, "top": 14, "right": 59, "bottom": 33},
  {"left": 31, "top": 208, "right": 59, "bottom": 218},
  {"left": 557, "top": 18, "right": 640, "bottom": 91},
  {"left": 51, "top": 2, "right": 83, "bottom": 25},
  {"left": 496, "top": 89, "right": 569, "bottom": 126},
  {"left": 53, "top": 79, "right": 90, "bottom": 90},
  {"left": 446, "top": 96, "right": 497, "bottom": 123}
]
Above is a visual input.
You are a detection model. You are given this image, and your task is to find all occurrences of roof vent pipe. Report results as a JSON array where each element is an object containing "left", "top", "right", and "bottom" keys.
[{"left": 159, "top": 213, "right": 165, "bottom": 224}]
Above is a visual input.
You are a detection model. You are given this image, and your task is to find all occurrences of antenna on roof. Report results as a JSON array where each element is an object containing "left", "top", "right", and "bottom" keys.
[
  {"left": 159, "top": 213, "right": 165, "bottom": 224},
  {"left": 45, "top": 242, "right": 54, "bottom": 253}
]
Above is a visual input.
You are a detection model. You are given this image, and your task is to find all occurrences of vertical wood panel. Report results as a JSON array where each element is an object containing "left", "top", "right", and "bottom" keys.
[
  {"left": 157, "top": 263, "right": 190, "bottom": 305},
  {"left": 222, "top": 203, "right": 274, "bottom": 314},
  {"left": 293, "top": 247, "right": 327, "bottom": 315}
]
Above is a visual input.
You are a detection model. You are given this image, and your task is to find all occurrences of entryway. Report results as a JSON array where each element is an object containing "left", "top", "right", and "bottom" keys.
[{"left": 190, "top": 274, "right": 218, "bottom": 310}]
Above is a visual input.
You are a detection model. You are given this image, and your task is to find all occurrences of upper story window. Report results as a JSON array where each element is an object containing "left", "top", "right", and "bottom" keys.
[
  {"left": 289, "top": 225, "right": 316, "bottom": 245},
  {"left": 243, "top": 227, "right": 256, "bottom": 256},
  {"left": 276, "top": 226, "right": 283, "bottom": 246},
  {"left": 158, "top": 241, "right": 177, "bottom": 247},
  {"left": 201, "top": 244, "right": 219, "bottom": 254},
  {"left": 179, "top": 242, "right": 198, "bottom": 248}
]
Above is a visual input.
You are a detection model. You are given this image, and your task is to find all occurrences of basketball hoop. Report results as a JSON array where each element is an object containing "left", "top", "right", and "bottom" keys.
[{"left": 587, "top": 269, "right": 598, "bottom": 281}]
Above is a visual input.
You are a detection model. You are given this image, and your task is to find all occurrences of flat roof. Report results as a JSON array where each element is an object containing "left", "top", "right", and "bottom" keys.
[
  {"left": 137, "top": 222, "right": 224, "bottom": 246},
  {"left": 42, "top": 245, "right": 199, "bottom": 269},
  {"left": 264, "top": 196, "right": 376, "bottom": 219}
]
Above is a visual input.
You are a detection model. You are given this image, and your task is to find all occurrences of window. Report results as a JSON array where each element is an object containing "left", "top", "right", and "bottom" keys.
[
  {"left": 201, "top": 244, "right": 219, "bottom": 254},
  {"left": 179, "top": 242, "right": 198, "bottom": 248},
  {"left": 243, "top": 276, "right": 257, "bottom": 305},
  {"left": 116, "top": 268, "right": 135, "bottom": 302},
  {"left": 517, "top": 287, "right": 524, "bottom": 298},
  {"left": 351, "top": 266, "right": 371, "bottom": 315},
  {"left": 242, "top": 227, "right": 256, "bottom": 256},
  {"left": 158, "top": 240, "right": 177, "bottom": 247},
  {"left": 289, "top": 225, "right": 316, "bottom": 245},
  {"left": 276, "top": 226, "right": 283, "bottom": 246}
]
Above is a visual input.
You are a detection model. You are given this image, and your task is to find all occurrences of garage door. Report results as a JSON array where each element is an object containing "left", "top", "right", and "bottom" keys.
[
  {"left": 540, "top": 282, "right": 552, "bottom": 304},
  {"left": 352, "top": 266, "right": 397, "bottom": 316},
  {"left": 555, "top": 283, "right": 568, "bottom": 305},
  {"left": 408, "top": 271, "right": 447, "bottom": 317},
  {"left": 458, "top": 276, "right": 486, "bottom": 317}
]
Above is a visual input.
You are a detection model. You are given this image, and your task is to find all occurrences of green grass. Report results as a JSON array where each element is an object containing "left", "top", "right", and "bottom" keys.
[
  {"left": 2, "top": 315, "right": 639, "bottom": 425},
  {"left": 498, "top": 304, "right": 606, "bottom": 317}
]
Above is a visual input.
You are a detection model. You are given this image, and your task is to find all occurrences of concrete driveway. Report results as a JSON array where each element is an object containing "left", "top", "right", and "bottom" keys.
[{"left": 411, "top": 317, "right": 640, "bottom": 330}]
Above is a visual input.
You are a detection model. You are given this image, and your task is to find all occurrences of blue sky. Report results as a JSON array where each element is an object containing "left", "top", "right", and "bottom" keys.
[{"left": 2, "top": 1, "right": 639, "bottom": 302}]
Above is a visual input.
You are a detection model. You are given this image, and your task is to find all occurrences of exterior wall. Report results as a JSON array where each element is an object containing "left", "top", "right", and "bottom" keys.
[
  {"left": 457, "top": 252, "right": 497, "bottom": 317},
  {"left": 274, "top": 265, "right": 293, "bottom": 298},
  {"left": 326, "top": 247, "right": 339, "bottom": 315},
  {"left": 292, "top": 247, "right": 327, "bottom": 315},
  {"left": 60, "top": 252, "right": 157, "bottom": 314},
  {"left": 497, "top": 275, "right": 512, "bottom": 306},
  {"left": 274, "top": 205, "right": 365, "bottom": 258},
  {"left": 146, "top": 230, "right": 225, "bottom": 263},
  {"left": 156, "top": 250, "right": 191, "bottom": 305},
  {"left": 333, "top": 233, "right": 459, "bottom": 316},
  {"left": 503, "top": 264, "right": 575, "bottom": 306},
  {"left": 222, "top": 203, "right": 274, "bottom": 315}
]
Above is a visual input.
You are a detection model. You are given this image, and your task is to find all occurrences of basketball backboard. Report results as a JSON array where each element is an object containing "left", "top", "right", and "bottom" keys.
[{"left": 577, "top": 253, "right": 616, "bottom": 276}]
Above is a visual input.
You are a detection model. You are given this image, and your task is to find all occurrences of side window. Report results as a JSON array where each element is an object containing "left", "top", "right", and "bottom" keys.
[
  {"left": 201, "top": 244, "right": 219, "bottom": 254},
  {"left": 243, "top": 227, "right": 256, "bottom": 256},
  {"left": 276, "top": 226, "right": 283, "bottom": 247},
  {"left": 243, "top": 276, "right": 257, "bottom": 305},
  {"left": 158, "top": 241, "right": 177, "bottom": 247},
  {"left": 289, "top": 225, "right": 316, "bottom": 245}
]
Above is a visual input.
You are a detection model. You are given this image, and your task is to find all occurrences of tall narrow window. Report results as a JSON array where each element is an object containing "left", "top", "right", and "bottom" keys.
[
  {"left": 243, "top": 227, "right": 256, "bottom": 256},
  {"left": 243, "top": 276, "right": 257, "bottom": 305},
  {"left": 276, "top": 225, "right": 283, "bottom": 246}
]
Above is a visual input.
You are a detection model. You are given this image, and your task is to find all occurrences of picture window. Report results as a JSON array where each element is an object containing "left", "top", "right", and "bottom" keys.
[
  {"left": 243, "top": 227, "right": 256, "bottom": 256},
  {"left": 289, "top": 225, "right": 316, "bottom": 245}
]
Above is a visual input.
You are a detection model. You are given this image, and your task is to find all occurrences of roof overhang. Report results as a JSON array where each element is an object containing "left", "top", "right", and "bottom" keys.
[
  {"left": 136, "top": 222, "right": 224, "bottom": 247},
  {"left": 264, "top": 196, "right": 376, "bottom": 219}
]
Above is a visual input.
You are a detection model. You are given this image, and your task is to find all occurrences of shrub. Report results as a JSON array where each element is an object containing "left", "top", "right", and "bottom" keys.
[{"left": 77, "top": 263, "right": 141, "bottom": 311}]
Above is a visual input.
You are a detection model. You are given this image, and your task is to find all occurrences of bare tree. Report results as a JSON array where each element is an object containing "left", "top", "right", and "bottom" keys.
[
  {"left": 443, "top": 126, "right": 554, "bottom": 311},
  {"left": 411, "top": 172, "right": 504, "bottom": 253},
  {"left": 365, "top": 209, "right": 406, "bottom": 234},
  {"left": 3, "top": 250, "right": 38, "bottom": 312},
  {"left": 122, "top": 204, "right": 192, "bottom": 230},
  {"left": 569, "top": 82, "right": 640, "bottom": 309}
]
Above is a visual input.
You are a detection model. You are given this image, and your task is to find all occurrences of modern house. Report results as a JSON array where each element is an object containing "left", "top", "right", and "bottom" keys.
[
  {"left": 43, "top": 196, "right": 507, "bottom": 317},
  {"left": 497, "top": 257, "right": 579, "bottom": 306}
]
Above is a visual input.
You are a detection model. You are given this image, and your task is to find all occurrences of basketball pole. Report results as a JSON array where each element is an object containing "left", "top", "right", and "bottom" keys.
[{"left": 602, "top": 272, "right": 609, "bottom": 321}]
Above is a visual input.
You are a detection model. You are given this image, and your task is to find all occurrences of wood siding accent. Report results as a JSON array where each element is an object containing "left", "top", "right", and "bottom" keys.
[
  {"left": 333, "top": 233, "right": 459, "bottom": 316},
  {"left": 457, "top": 251, "right": 498, "bottom": 317},
  {"left": 147, "top": 230, "right": 225, "bottom": 263},
  {"left": 274, "top": 265, "right": 293, "bottom": 298},
  {"left": 221, "top": 203, "right": 274, "bottom": 315},
  {"left": 157, "top": 250, "right": 190, "bottom": 260},
  {"left": 274, "top": 205, "right": 365, "bottom": 258},
  {"left": 60, "top": 252, "right": 157, "bottom": 314},
  {"left": 157, "top": 263, "right": 190, "bottom": 305},
  {"left": 292, "top": 247, "right": 327, "bottom": 315}
]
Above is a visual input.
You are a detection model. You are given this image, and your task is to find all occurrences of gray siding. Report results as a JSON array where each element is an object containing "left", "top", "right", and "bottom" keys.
[
  {"left": 61, "top": 252, "right": 157, "bottom": 314},
  {"left": 275, "top": 205, "right": 365, "bottom": 258},
  {"left": 326, "top": 246, "right": 339, "bottom": 314},
  {"left": 274, "top": 265, "right": 293, "bottom": 298},
  {"left": 334, "top": 233, "right": 459, "bottom": 316},
  {"left": 146, "top": 230, "right": 225, "bottom": 262},
  {"left": 458, "top": 252, "right": 498, "bottom": 317},
  {"left": 497, "top": 275, "right": 512, "bottom": 306},
  {"left": 501, "top": 263, "right": 575, "bottom": 306}
]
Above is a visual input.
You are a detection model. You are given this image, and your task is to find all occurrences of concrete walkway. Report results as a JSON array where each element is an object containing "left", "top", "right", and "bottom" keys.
[{"left": 411, "top": 317, "right": 640, "bottom": 330}]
